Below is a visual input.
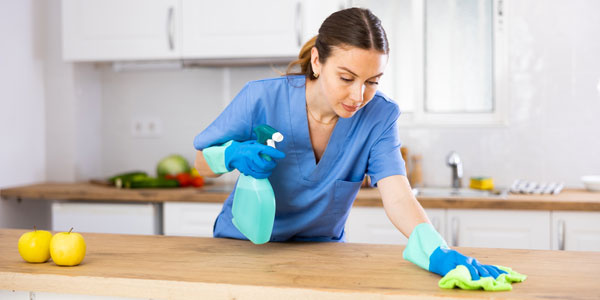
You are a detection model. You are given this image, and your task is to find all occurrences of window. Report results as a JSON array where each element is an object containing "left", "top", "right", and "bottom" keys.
[{"left": 353, "top": 0, "right": 507, "bottom": 126}]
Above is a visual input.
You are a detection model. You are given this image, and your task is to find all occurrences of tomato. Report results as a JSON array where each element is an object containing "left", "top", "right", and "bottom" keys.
[
  {"left": 175, "top": 172, "right": 192, "bottom": 187},
  {"left": 191, "top": 176, "right": 205, "bottom": 188}
]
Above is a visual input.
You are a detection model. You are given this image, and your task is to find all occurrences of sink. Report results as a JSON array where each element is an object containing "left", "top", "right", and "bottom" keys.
[{"left": 412, "top": 187, "right": 505, "bottom": 198}]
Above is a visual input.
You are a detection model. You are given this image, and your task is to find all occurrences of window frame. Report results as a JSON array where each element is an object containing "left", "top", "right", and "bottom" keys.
[{"left": 392, "top": 0, "right": 508, "bottom": 128}]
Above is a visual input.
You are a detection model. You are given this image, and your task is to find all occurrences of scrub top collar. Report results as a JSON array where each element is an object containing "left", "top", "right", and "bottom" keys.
[{"left": 286, "top": 75, "right": 354, "bottom": 183}]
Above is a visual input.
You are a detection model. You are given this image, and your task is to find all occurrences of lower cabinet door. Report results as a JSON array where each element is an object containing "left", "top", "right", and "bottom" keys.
[
  {"left": 345, "top": 207, "right": 446, "bottom": 245},
  {"left": 447, "top": 209, "right": 551, "bottom": 250},
  {"left": 552, "top": 211, "right": 600, "bottom": 251},
  {"left": 52, "top": 202, "right": 160, "bottom": 235},
  {"left": 0, "top": 290, "right": 29, "bottom": 300},
  {"left": 163, "top": 202, "right": 223, "bottom": 237}
]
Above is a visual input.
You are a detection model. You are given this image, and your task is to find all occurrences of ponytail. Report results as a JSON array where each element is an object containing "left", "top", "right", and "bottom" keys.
[{"left": 286, "top": 35, "right": 318, "bottom": 80}]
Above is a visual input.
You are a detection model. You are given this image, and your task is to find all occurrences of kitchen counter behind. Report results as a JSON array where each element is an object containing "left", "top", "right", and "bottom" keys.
[
  {"left": 2, "top": 182, "right": 600, "bottom": 211},
  {"left": 1, "top": 228, "right": 600, "bottom": 299}
]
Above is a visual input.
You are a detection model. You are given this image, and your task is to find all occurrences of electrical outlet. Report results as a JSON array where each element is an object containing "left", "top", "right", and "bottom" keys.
[{"left": 131, "top": 117, "right": 163, "bottom": 138}]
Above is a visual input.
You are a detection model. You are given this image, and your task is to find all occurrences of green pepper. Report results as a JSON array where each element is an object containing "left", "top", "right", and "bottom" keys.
[
  {"left": 108, "top": 171, "right": 148, "bottom": 188},
  {"left": 125, "top": 177, "right": 179, "bottom": 188}
]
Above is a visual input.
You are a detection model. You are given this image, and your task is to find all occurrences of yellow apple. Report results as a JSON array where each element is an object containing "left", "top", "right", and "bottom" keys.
[
  {"left": 50, "top": 227, "right": 86, "bottom": 266},
  {"left": 18, "top": 226, "right": 52, "bottom": 263}
]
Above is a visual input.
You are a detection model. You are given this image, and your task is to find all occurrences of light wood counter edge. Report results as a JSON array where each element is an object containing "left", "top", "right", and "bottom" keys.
[
  {"left": 3, "top": 229, "right": 600, "bottom": 300},
  {"left": 0, "top": 272, "right": 460, "bottom": 300}
]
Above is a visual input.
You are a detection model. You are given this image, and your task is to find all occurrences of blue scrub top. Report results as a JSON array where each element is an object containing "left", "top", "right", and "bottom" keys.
[{"left": 194, "top": 75, "right": 406, "bottom": 242}]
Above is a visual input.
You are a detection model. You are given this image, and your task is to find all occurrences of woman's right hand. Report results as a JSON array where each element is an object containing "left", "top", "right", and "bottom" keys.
[{"left": 224, "top": 140, "right": 286, "bottom": 179}]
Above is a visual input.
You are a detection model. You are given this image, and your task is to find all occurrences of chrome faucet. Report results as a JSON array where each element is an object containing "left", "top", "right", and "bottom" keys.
[{"left": 446, "top": 151, "right": 463, "bottom": 188}]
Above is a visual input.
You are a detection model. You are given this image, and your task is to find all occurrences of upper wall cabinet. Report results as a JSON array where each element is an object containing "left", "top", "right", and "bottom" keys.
[
  {"left": 182, "top": 0, "right": 345, "bottom": 60},
  {"left": 62, "top": 0, "right": 182, "bottom": 61},
  {"left": 182, "top": 0, "right": 299, "bottom": 59},
  {"left": 62, "top": 0, "right": 346, "bottom": 62}
]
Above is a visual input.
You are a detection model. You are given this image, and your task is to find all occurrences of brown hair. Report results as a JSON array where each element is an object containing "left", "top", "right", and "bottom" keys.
[{"left": 286, "top": 7, "right": 389, "bottom": 80}]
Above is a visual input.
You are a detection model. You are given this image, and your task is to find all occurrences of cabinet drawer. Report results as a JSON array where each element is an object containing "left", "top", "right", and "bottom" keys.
[
  {"left": 52, "top": 202, "right": 160, "bottom": 235},
  {"left": 552, "top": 211, "right": 600, "bottom": 251},
  {"left": 163, "top": 202, "right": 223, "bottom": 237},
  {"left": 345, "top": 207, "right": 445, "bottom": 245},
  {"left": 447, "top": 209, "right": 551, "bottom": 250}
]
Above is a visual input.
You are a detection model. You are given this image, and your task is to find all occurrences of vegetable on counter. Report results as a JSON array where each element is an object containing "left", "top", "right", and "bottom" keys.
[
  {"left": 165, "top": 170, "right": 205, "bottom": 188},
  {"left": 190, "top": 174, "right": 205, "bottom": 187},
  {"left": 156, "top": 154, "right": 204, "bottom": 188},
  {"left": 108, "top": 171, "right": 148, "bottom": 187},
  {"left": 125, "top": 176, "right": 179, "bottom": 188},
  {"left": 108, "top": 171, "right": 179, "bottom": 189},
  {"left": 156, "top": 154, "right": 191, "bottom": 177},
  {"left": 106, "top": 155, "right": 204, "bottom": 189}
]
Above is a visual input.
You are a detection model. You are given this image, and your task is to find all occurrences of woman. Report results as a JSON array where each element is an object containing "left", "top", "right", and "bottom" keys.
[{"left": 194, "top": 8, "right": 508, "bottom": 282}]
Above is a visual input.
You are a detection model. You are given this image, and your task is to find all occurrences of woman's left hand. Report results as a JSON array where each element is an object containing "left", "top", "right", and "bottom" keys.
[
  {"left": 403, "top": 223, "right": 507, "bottom": 280},
  {"left": 428, "top": 247, "right": 507, "bottom": 280}
]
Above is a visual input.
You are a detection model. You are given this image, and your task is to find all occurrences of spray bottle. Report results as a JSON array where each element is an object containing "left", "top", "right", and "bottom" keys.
[{"left": 231, "top": 124, "right": 283, "bottom": 244}]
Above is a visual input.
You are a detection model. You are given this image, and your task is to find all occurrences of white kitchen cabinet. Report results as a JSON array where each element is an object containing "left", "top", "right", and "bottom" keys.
[
  {"left": 62, "top": 0, "right": 181, "bottom": 61},
  {"left": 447, "top": 209, "right": 551, "bottom": 250},
  {"left": 0, "top": 290, "right": 29, "bottom": 300},
  {"left": 181, "top": 0, "right": 299, "bottom": 59},
  {"left": 163, "top": 202, "right": 223, "bottom": 237},
  {"left": 62, "top": 0, "right": 345, "bottom": 62},
  {"left": 181, "top": 0, "right": 345, "bottom": 60},
  {"left": 345, "top": 207, "right": 446, "bottom": 245},
  {"left": 551, "top": 211, "right": 600, "bottom": 251},
  {"left": 52, "top": 202, "right": 161, "bottom": 235}
]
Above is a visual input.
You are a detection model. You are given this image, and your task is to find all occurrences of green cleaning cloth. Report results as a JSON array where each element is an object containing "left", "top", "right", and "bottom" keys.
[{"left": 438, "top": 265, "right": 527, "bottom": 291}]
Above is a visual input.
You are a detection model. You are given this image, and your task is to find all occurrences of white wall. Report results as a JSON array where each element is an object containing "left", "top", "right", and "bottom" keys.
[
  {"left": 44, "top": 0, "right": 103, "bottom": 182},
  {"left": 0, "top": 0, "right": 51, "bottom": 228},
  {"left": 97, "top": 0, "right": 600, "bottom": 188}
]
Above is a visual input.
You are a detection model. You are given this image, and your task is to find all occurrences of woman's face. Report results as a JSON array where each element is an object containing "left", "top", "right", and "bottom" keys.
[{"left": 311, "top": 45, "right": 388, "bottom": 118}]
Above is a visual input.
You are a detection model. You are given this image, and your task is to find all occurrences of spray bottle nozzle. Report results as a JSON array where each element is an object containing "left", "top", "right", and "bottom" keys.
[
  {"left": 254, "top": 125, "right": 283, "bottom": 148},
  {"left": 253, "top": 125, "right": 283, "bottom": 161}
]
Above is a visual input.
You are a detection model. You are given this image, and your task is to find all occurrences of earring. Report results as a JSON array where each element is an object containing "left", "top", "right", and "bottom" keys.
[{"left": 313, "top": 72, "right": 319, "bottom": 78}]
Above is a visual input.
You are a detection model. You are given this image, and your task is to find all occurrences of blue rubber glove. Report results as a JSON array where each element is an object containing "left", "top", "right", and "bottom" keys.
[
  {"left": 224, "top": 140, "right": 285, "bottom": 179},
  {"left": 403, "top": 223, "right": 507, "bottom": 280},
  {"left": 429, "top": 246, "right": 507, "bottom": 280}
]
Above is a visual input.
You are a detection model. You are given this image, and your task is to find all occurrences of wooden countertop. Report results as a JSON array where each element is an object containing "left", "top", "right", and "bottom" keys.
[
  {"left": 357, "top": 187, "right": 600, "bottom": 211},
  {"left": 2, "top": 228, "right": 599, "bottom": 299},
  {"left": 2, "top": 182, "right": 600, "bottom": 211}
]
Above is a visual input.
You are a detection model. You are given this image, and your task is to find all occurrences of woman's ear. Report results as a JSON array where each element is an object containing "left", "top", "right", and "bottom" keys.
[{"left": 310, "top": 47, "right": 321, "bottom": 75}]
